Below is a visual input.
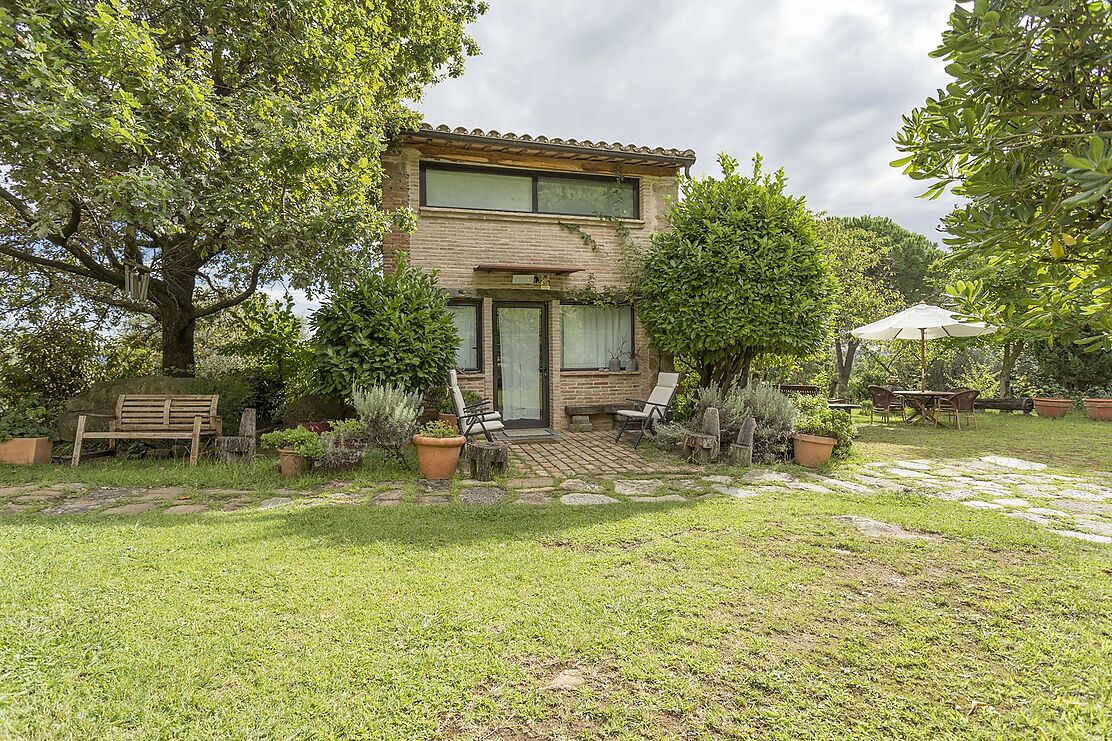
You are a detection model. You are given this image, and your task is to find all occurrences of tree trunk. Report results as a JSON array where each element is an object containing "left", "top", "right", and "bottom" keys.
[
  {"left": 999, "top": 339, "right": 1023, "bottom": 399},
  {"left": 161, "top": 311, "right": 196, "bottom": 376},
  {"left": 832, "top": 337, "right": 858, "bottom": 399}
]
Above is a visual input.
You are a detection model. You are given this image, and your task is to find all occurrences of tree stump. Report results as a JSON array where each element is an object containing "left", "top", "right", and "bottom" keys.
[
  {"left": 216, "top": 408, "right": 257, "bottom": 463},
  {"left": 730, "top": 415, "right": 755, "bottom": 466},
  {"left": 467, "top": 440, "right": 509, "bottom": 481},
  {"left": 682, "top": 406, "right": 722, "bottom": 463}
]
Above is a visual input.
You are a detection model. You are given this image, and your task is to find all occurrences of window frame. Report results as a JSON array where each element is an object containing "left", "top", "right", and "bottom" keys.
[
  {"left": 559, "top": 302, "right": 636, "bottom": 371},
  {"left": 420, "top": 162, "right": 640, "bottom": 220},
  {"left": 447, "top": 300, "right": 483, "bottom": 372}
]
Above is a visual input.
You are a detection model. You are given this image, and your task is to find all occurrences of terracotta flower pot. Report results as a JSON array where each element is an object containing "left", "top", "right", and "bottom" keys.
[
  {"left": 0, "top": 437, "right": 52, "bottom": 465},
  {"left": 1082, "top": 398, "right": 1112, "bottom": 422},
  {"left": 413, "top": 434, "right": 466, "bottom": 480},
  {"left": 277, "top": 448, "right": 312, "bottom": 477},
  {"left": 437, "top": 412, "right": 459, "bottom": 429},
  {"left": 793, "top": 433, "right": 836, "bottom": 468},
  {"left": 1033, "top": 397, "right": 1072, "bottom": 418}
]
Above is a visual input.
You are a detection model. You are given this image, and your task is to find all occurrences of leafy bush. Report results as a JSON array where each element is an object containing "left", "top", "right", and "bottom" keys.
[
  {"left": 0, "top": 317, "right": 97, "bottom": 405},
  {"left": 260, "top": 427, "right": 324, "bottom": 460},
  {"left": 0, "top": 396, "right": 55, "bottom": 442},
  {"left": 352, "top": 384, "right": 421, "bottom": 460},
  {"left": 793, "top": 395, "right": 856, "bottom": 459},
  {"left": 310, "top": 255, "right": 458, "bottom": 398},
  {"left": 220, "top": 295, "right": 310, "bottom": 421},
  {"left": 651, "top": 421, "right": 689, "bottom": 451},
  {"left": 416, "top": 420, "right": 460, "bottom": 438},
  {"left": 691, "top": 383, "right": 797, "bottom": 463},
  {"left": 318, "top": 419, "right": 369, "bottom": 469}
]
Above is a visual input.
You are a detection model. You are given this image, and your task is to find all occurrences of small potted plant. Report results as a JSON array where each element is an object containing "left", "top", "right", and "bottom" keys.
[
  {"left": 0, "top": 398, "right": 54, "bottom": 465},
  {"left": 260, "top": 426, "right": 323, "bottom": 477},
  {"left": 1082, "top": 387, "right": 1112, "bottom": 422},
  {"left": 412, "top": 420, "right": 466, "bottom": 480},
  {"left": 792, "top": 396, "right": 855, "bottom": 468},
  {"left": 318, "top": 419, "right": 368, "bottom": 471},
  {"left": 1032, "top": 383, "right": 1073, "bottom": 418},
  {"left": 607, "top": 339, "right": 629, "bottom": 372}
]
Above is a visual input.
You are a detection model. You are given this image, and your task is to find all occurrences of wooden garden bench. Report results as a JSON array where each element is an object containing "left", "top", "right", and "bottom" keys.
[{"left": 71, "top": 394, "right": 223, "bottom": 467}]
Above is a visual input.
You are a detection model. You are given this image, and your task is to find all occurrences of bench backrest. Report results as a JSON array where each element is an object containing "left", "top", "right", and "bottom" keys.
[{"left": 115, "top": 394, "right": 220, "bottom": 432}]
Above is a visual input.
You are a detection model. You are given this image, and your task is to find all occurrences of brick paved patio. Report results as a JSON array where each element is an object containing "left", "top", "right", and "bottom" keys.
[{"left": 508, "top": 430, "right": 698, "bottom": 477}]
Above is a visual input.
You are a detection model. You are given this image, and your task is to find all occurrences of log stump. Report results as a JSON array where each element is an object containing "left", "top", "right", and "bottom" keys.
[
  {"left": 467, "top": 440, "right": 509, "bottom": 481},
  {"left": 730, "top": 416, "right": 755, "bottom": 466},
  {"left": 216, "top": 408, "right": 257, "bottom": 463}
]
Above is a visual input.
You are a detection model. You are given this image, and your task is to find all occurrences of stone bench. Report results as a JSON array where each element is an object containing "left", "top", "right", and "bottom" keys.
[{"left": 564, "top": 403, "right": 627, "bottom": 432}]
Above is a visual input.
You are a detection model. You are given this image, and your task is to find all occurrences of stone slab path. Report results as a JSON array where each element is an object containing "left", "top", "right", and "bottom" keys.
[{"left": 1, "top": 456, "right": 1109, "bottom": 545}]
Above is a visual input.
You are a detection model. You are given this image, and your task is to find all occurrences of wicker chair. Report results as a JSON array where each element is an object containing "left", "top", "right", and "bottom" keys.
[
  {"left": 939, "top": 388, "right": 979, "bottom": 431},
  {"left": 867, "top": 385, "right": 906, "bottom": 423}
]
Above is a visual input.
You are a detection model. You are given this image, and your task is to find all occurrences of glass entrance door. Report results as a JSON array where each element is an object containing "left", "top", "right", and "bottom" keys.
[{"left": 494, "top": 303, "right": 548, "bottom": 428}]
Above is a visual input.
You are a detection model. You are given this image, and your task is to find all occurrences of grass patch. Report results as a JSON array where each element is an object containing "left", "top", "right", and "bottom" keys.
[{"left": 1, "top": 492, "right": 1109, "bottom": 738}]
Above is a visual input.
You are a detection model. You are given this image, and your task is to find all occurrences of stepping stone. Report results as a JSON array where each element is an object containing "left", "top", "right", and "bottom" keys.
[
  {"left": 932, "top": 488, "right": 980, "bottom": 501},
  {"left": 560, "top": 493, "right": 618, "bottom": 505},
  {"left": 323, "top": 491, "right": 364, "bottom": 504},
  {"left": 208, "top": 489, "right": 253, "bottom": 496},
  {"left": 813, "top": 477, "right": 873, "bottom": 495},
  {"left": 1075, "top": 519, "right": 1112, "bottom": 537},
  {"left": 980, "top": 456, "right": 1047, "bottom": 471},
  {"left": 741, "top": 470, "right": 795, "bottom": 484},
  {"left": 1051, "top": 529, "right": 1112, "bottom": 545},
  {"left": 374, "top": 489, "right": 406, "bottom": 503},
  {"left": 0, "top": 485, "right": 33, "bottom": 496},
  {"left": 895, "top": 460, "right": 933, "bottom": 471},
  {"left": 1057, "top": 489, "right": 1111, "bottom": 502},
  {"left": 2, "top": 503, "right": 39, "bottom": 515},
  {"left": 853, "top": 475, "right": 910, "bottom": 492},
  {"left": 164, "top": 504, "right": 208, "bottom": 514},
  {"left": 701, "top": 475, "right": 733, "bottom": 484},
  {"left": 1027, "top": 507, "right": 1070, "bottom": 517},
  {"left": 630, "top": 495, "right": 686, "bottom": 503},
  {"left": 1017, "top": 484, "right": 1059, "bottom": 497},
  {"left": 417, "top": 479, "right": 452, "bottom": 493},
  {"left": 669, "top": 479, "right": 705, "bottom": 490},
  {"left": 786, "top": 481, "right": 833, "bottom": 494},
  {"left": 560, "top": 479, "right": 603, "bottom": 492},
  {"left": 138, "top": 487, "right": 188, "bottom": 501},
  {"left": 12, "top": 493, "right": 61, "bottom": 503},
  {"left": 886, "top": 467, "right": 933, "bottom": 479},
  {"left": 514, "top": 492, "right": 553, "bottom": 505},
  {"left": 459, "top": 487, "right": 507, "bottom": 505},
  {"left": 834, "top": 515, "right": 932, "bottom": 540},
  {"left": 415, "top": 495, "right": 450, "bottom": 506},
  {"left": 712, "top": 485, "right": 760, "bottom": 499},
  {"left": 257, "top": 497, "right": 293, "bottom": 510},
  {"left": 507, "top": 477, "right": 555, "bottom": 489},
  {"left": 1007, "top": 512, "right": 1052, "bottom": 525},
  {"left": 991, "top": 498, "right": 1030, "bottom": 508},
  {"left": 40, "top": 488, "right": 129, "bottom": 515},
  {"left": 962, "top": 501, "right": 1004, "bottom": 510},
  {"left": 102, "top": 503, "right": 158, "bottom": 515},
  {"left": 614, "top": 479, "right": 664, "bottom": 496},
  {"left": 1050, "top": 499, "right": 1112, "bottom": 516},
  {"left": 542, "top": 668, "right": 585, "bottom": 691},
  {"left": 50, "top": 482, "right": 87, "bottom": 492}
]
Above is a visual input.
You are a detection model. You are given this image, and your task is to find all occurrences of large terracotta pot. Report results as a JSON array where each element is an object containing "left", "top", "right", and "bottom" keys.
[
  {"left": 277, "top": 448, "right": 312, "bottom": 477},
  {"left": 1033, "top": 397, "right": 1072, "bottom": 418},
  {"left": 1082, "top": 398, "right": 1112, "bottom": 422},
  {"left": 413, "top": 434, "right": 466, "bottom": 480},
  {"left": 793, "top": 433, "right": 836, "bottom": 468},
  {"left": 0, "top": 437, "right": 52, "bottom": 465}
]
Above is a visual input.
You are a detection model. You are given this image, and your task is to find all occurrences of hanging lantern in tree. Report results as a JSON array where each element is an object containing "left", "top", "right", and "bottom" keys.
[{"left": 122, "top": 261, "right": 152, "bottom": 302}]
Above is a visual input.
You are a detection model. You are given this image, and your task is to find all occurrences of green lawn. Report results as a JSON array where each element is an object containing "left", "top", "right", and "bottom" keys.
[{"left": 1, "top": 415, "right": 1110, "bottom": 738}]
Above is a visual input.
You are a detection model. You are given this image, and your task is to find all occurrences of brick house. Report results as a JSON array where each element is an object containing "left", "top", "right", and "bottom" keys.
[{"left": 382, "top": 124, "right": 695, "bottom": 433}]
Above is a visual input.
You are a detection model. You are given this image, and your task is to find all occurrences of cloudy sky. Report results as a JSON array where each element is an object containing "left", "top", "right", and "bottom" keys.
[{"left": 419, "top": 0, "right": 962, "bottom": 239}]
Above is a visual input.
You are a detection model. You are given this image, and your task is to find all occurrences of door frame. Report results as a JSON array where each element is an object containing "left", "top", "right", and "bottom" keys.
[{"left": 492, "top": 301, "right": 550, "bottom": 429}]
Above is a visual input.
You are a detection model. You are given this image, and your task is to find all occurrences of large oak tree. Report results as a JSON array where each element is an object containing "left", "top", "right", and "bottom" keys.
[{"left": 0, "top": 0, "right": 485, "bottom": 373}]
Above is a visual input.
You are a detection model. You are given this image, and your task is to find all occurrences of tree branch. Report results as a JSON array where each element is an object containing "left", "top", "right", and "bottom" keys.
[{"left": 192, "top": 262, "right": 265, "bottom": 318}]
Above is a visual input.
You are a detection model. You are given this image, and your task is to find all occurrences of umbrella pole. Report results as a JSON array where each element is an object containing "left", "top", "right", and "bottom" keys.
[{"left": 920, "top": 329, "right": 926, "bottom": 392}]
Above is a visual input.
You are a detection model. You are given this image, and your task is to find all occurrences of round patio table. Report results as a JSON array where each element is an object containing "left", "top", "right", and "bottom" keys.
[{"left": 895, "top": 390, "right": 954, "bottom": 427}]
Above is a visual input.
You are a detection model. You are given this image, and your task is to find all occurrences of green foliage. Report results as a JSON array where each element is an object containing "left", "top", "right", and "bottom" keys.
[
  {"left": 895, "top": 0, "right": 1112, "bottom": 345},
  {"left": 0, "top": 0, "right": 485, "bottom": 369},
  {"left": 318, "top": 419, "right": 369, "bottom": 469},
  {"left": 833, "top": 216, "right": 945, "bottom": 304},
  {"left": 351, "top": 384, "right": 421, "bottom": 460},
  {"left": 311, "top": 257, "right": 458, "bottom": 398},
  {"left": 260, "top": 427, "right": 324, "bottom": 461},
  {"left": 649, "top": 421, "right": 688, "bottom": 451},
  {"left": 793, "top": 395, "right": 855, "bottom": 459},
  {"left": 416, "top": 421, "right": 460, "bottom": 438},
  {"left": 0, "top": 318, "right": 98, "bottom": 404},
  {"left": 1021, "top": 336, "right": 1112, "bottom": 396},
  {"left": 639, "top": 153, "right": 834, "bottom": 389},
  {"left": 692, "top": 383, "right": 798, "bottom": 463},
  {"left": 0, "top": 396, "right": 55, "bottom": 442}
]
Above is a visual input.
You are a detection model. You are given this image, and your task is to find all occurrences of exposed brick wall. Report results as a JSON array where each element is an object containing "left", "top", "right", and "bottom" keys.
[{"left": 382, "top": 142, "right": 680, "bottom": 430}]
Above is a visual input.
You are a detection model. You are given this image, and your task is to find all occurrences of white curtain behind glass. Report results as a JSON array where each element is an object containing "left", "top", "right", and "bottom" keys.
[
  {"left": 497, "top": 307, "right": 542, "bottom": 420},
  {"left": 561, "top": 305, "right": 632, "bottom": 369},
  {"left": 448, "top": 305, "right": 478, "bottom": 370}
]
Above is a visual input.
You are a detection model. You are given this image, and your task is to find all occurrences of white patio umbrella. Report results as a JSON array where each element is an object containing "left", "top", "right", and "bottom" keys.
[{"left": 850, "top": 302, "right": 996, "bottom": 391}]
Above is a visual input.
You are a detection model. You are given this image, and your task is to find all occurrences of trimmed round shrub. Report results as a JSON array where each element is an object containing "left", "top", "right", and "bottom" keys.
[{"left": 310, "top": 256, "right": 457, "bottom": 398}]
